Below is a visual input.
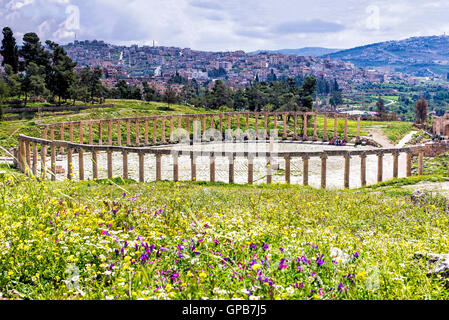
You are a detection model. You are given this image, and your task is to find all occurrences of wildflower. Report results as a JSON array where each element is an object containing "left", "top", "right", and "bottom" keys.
[
  {"left": 262, "top": 243, "right": 269, "bottom": 250},
  {"left": 278, "top": 258, "right": 288, "bottom": 270}
]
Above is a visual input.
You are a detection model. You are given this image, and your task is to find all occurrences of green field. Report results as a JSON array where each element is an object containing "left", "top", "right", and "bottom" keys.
[{"left": 1, "top": 165, "right": 449, "bottom": 300}]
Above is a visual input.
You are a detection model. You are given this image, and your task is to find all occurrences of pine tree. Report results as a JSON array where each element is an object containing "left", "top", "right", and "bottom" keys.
[{"left": 0, "top": 27, "right": 19, "bottom": 73}]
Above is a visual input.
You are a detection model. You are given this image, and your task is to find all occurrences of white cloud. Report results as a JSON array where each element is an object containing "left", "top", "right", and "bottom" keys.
[{"left": 1, "top": 0, "right": 449, "bottom": 51}]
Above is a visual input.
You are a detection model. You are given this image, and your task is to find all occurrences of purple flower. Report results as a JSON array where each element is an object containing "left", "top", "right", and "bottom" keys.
[
  {"left": 122, "top": 192, "right": 126, "bottom": 197},
  {"left": 250, "top": 243, "right": 257, "bottom": 250},
  {"left": 279, "top": 247, "right": 284, "bottom": 252},
  {"left": 278, "top": 258, "right": 288, "bottom": 270},
  {"left": 316, "top": 254, "right": 325, "bottom": 266},
  {"left": 338, "top": 281, "right": 344, "bottom": 291},
  {"left": 262, "top": 243, "right": 269, "bottom": 250},
  {"left": 353, "top": 251, "right": 359, "bottom": 258}
]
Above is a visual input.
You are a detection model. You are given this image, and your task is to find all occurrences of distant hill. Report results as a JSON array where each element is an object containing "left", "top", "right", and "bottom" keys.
[
  {"left": 249, "top": 47, "right": 341, "bottom": 57},
  {"left": 322, "top": 35, "right": 449, "bottom": 77}
]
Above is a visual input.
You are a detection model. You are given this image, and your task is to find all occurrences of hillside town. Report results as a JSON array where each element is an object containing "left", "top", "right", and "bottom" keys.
[{"left": 63, "top": 40, "right": 414, "bottom": 94}]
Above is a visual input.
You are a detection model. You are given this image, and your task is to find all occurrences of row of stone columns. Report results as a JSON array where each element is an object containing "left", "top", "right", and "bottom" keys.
[
  {"left": 43, "top": 113, "right": 362, "bottom": 152},
  {"left": 18, "top": 137, "right": 421, "bottom": 187}
]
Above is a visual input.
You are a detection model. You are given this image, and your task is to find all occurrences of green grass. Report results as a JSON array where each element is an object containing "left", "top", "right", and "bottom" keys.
[{"left": 1, "top": 166, "right": 449, "bottom": 300}]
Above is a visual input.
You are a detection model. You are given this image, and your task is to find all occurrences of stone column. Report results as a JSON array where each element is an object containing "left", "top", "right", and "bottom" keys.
[
  {"left": 186, "top": 117, "right": 191, "bottom": 140},
  {"left": 266, "top": 156, "right": 272, "bottom": 184},
  {"left": 78, "top": 147, "right": 84, "bottom": 181},
  {"left": 117, "top": 120, "right": 122, "bottom": 146},
  {"left": 41, "top": 141, "right": 47, "bottom": 179},
  {"left": 360, "top": 153, "right": 367, "bottom": 186},
  {"left": 229, "top": 154, "right": 235, "bottom": 183},
  {"left": 50, "top": 127, "right": 55, "bottom": 141},
  {"left": 313, "top": 115, "right": 318, "bottom": 141},
  {"left": 302, "top": 155, "right": 309, "bottom": 186},
  {"left": 344, "top": 153, "right": 350, "bottom": 189},
  {"left": 139, "top": 152, "right": 145, "bottom": 182},
  {"left": 25, "top": 141, "right": 31, "bottom": 171},
  {"left": 50, "top": 144, "right": 56, "bottom": 181},
  {"left": 393, "top": 151, "right": 399, "bottom": 178},
  {"left": 67, "top": 147, "right": 73, "bottom": 180},
  {"left": 377, "top": 152, "right": 383, "bottom": 183},
  {"left": 144, "top": 119, "right": 149, "bottom": 145},
  {"left": 173, "top": 152, "right": 179, "bottom": 181},
  {"left": 418, "top": 148, "right": 424, "bottom": 175},
  {"left": 284, "top": 155, "right": 291, "bottom": 184},
  {"left": 248, "top": 155, "right": 254, "bottom": 184},
  {"left": 303, "top": 114, "right": 308, "bottom": 140},
  {"left": 170, "top": 117, "right": 174, "bottom": 142},
  {"left": 156, "top": 154, "right": 162, "bottom": 181},
  {"left": 88, "top": 123, "right": 93, "bottom": 145},
  {"left": 92, "top": 149, "right": 98, "bottom": 180},
  {"left": 193, "top": 117, "right": 198, "bottom": 142},
  {"left": 32, "top": 142, "right": 37, "bottom": 175},
  {"left": 210, "top": 154, "right": 215, "bottom": 182},
  {"left": 191, "top": 153, "right": 196, "bottom": 181},
  {"left": 406, "top": 150, "right": 412, "bottom": 177},
  {"left": 321, "top": 153, "right": 327, "bottom": 189},
  {"left": 323, "top": 114, "right": 328, "bottom": 142},
  {"left": 68, "top": 146, "right": 78, "bottom": 178},
  {"left": 122, "top": 151, "right": 128, "bottom": 180}
]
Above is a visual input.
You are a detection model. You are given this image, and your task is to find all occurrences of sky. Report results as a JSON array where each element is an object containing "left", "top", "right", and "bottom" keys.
[{"left": 1, "top": 0, "right": 449, "bottom": 52}]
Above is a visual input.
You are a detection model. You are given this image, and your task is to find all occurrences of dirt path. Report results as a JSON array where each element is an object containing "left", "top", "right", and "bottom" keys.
[
  {"left": 369, "top": 127, "right": 417, "bottom": 148},
  {"left": 369, "top": 128, "right": 394, "bottom": 148}
]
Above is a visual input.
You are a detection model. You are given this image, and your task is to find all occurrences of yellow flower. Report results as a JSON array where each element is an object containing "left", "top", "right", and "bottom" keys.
[{"left": 252, "top": 264, "right": 261, "bottom": 271}]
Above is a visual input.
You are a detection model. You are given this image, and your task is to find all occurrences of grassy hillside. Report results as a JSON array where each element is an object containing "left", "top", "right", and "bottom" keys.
[{"left": 1, "top": 166, "right": 449, "bottom": 300}]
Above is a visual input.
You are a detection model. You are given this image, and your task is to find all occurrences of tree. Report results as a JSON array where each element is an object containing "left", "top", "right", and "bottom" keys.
[
  {"left": 45, "top": 41, "right": 77, "bottom": 104},
  {"left": 209, "top": 80, "right": 233, "bottom": 109},
  {"left": 19, "top": 33, "right": 50, "bottom": 71},
  {"left": 142, "top": 81, "right": 157, "bottom": 102},
  {"left": 80, "top": 66, "right": 103, "bottom": 102},
  {"left": 164, "top": 84, "right": 178, "bottom": 107},
  {"left": 376, "top": 96, "right": 386, "bottom": 117},
  {"left": 20, "top": 62, "right": 49, "bottom": 107},
  {"left": 0, "top": 78, "right": 10, "bottom": 120},
  {"left": 415, "top": 97, "right": 428, "bottom": 125},
  {"left": 0, "top": 27, "right": 19, "bottom": 73}
]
